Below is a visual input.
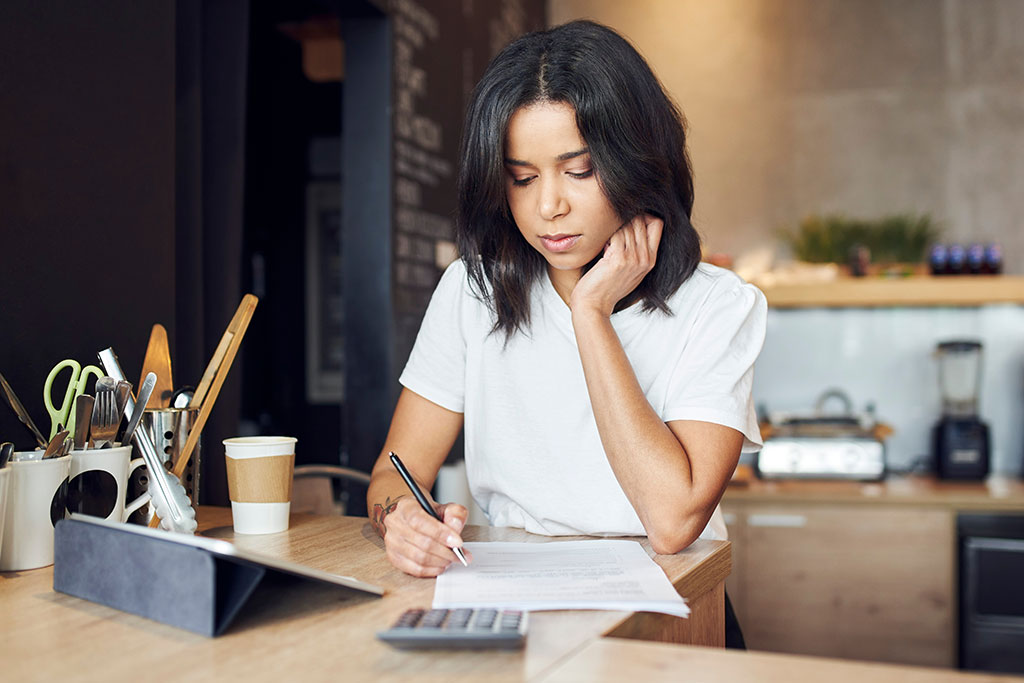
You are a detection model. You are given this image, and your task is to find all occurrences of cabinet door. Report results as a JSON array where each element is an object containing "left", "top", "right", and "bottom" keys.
[
  {"left": 731, "top": 503, "right": 954, "bottom": 667},
  {"left": 721, "top": 505, "right": 747, "bottom": 624}
]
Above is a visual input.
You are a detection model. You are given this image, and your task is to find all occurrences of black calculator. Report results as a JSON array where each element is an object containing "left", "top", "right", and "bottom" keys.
[{"left": 376, "top": 607, "right": 528, "bottom": 649}]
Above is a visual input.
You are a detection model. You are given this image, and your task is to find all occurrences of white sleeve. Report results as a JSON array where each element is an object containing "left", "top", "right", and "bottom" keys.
[
  {"left": 398, "top": 261, "right": 469, "bottom": 413},
  {"left": 662, "top": 280, "right": 767, "bottom": 451}
]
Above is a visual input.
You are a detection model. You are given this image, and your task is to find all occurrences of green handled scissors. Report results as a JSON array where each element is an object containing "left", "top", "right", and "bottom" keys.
[{"left": 43, "top": 359, "right": 104, "bottom": 439}]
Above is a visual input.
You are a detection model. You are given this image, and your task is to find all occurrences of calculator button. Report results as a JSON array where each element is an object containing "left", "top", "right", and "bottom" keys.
[
  {"left": 447, "top": 609, "right": 472, "bottom": 629},
  {"left": 419, "top": 609, "right": 449, "bottom": 628},
  {"left": 377, "top": 607, "right": 527, "bottom": 649},
  {"left": 394, "top": 609, "right": 424, "bottom": 627}
]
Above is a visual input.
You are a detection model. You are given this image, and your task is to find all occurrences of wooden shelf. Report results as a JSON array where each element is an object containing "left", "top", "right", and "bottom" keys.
[{"left": 759, "top": 275, "right": 1024, "bottom": 308}]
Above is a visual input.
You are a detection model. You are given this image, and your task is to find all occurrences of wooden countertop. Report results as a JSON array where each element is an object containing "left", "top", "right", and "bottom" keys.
[
  {"left": 759, "top": 275, "right": 1024, "bottom": 308},
  {"left": 2, "top": 507, "right": 729, "bottom": 682},
  {"left": 539, "top": 639, "right": 1014, "bottom": 682},
  {"left": 724, "top": 474, "right": 1024, "bottom": 511}
]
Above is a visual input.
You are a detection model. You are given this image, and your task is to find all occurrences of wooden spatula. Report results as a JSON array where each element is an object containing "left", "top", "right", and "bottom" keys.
[
  {"left": 175, "top": 294, "right": 258, "bottom": 478},
  {"left": 139, "top": 324, "right": 174, "bottom": 409}
]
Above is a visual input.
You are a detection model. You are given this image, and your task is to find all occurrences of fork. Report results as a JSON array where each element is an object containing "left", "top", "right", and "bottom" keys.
[{"left": 90, "top": 379, "right": 120, "bottom": 448}]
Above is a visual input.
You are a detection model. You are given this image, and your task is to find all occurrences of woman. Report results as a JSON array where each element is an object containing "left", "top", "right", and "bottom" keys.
[{"left": 367, "top": 20, "right": 765, "bottom": 582}]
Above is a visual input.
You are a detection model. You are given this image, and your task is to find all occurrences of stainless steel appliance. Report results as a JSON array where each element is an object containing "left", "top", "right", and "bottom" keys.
[
  {"left": 933, "top": 340, "right": 990, "bottom": 480},
  {"left": 756, "top": 389, "right": 886, "bottom": 481},
  {"left": 957, "top": 513, "right": 1024, "bottom": 674}
]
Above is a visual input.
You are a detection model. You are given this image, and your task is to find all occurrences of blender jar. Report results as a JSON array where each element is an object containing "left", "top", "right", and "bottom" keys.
[{"left": 936, "top": 340, "right": 982, "bottom": 417}]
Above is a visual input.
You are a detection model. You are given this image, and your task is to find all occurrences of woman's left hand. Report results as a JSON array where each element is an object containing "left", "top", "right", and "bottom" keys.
[{"left": 570, "top": 213, "right": 663, "bottom": 317}]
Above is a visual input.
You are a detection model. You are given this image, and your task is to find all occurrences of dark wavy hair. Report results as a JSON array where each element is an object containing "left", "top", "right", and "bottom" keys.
[{"left": 456, "top": 20, "right": 701, "bottom": 339}]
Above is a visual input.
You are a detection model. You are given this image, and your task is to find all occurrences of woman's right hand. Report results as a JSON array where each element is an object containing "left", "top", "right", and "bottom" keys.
[
  {"left": 382, "top": 497, "right": 472, "bottom": 577},
  {"left": 570, "top": 213, "right": 663, "bottom": 318}
]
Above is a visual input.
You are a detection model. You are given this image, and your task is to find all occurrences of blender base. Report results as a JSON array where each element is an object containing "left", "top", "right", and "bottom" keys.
[{"left": 933, "top": 417, "right": 990, "bottom": 480}]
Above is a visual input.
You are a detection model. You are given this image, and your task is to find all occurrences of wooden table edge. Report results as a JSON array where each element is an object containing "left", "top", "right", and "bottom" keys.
[{"left": 602, "top": 539, "right": 730, "bottom": 647}]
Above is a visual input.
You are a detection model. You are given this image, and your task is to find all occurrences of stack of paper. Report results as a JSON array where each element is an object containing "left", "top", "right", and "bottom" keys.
[{"left": 433, "top": 540, "right": 690, "bottom": 618}]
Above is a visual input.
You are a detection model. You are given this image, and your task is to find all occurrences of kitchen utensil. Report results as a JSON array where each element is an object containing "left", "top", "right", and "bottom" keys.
[
  {"left": 43, "top": 360, "right": 103, "bottom": 439},
  {"left": 172, "top": 294, "right": 258, "bottom": 482},
  {"left": 0, "top": 442, "right": 13, "bottom": 468},
  {"left": 139, "top": 324, "right": 173, "bottom": 409},
  {"left": 43, "top": 430, "right": 70, "bottom": 459},
  {"left": 121, "top": 372, "right": 156, "bottom": 447},
  {"left": 189, "top": 295, "right": 258, "bottom": 412},
  {"left": 89, "top": 378, "right": 119, "bottom": 448},
  {"left": 146, "top": 294, "right": 256, "bottom": 530},
  {"left": 73, "top": 395, "right": 94, "bottom": 449},
  {"left": 145, "top": 457, "right": 197, "bottom": 533},
  {"left": 191, "top": 333, "right": 231, "bottom": 408},
  {"left": 141, "top": 408, "right": 201, "bottom": 515},
  {"left": 0, "top": 371, "right": 48, "bottom": 449},
  {"left": 98, "top": 347, "right": 196, "bottom": 534},
  {"left": 114, "top": 380, "right": 132, "bottom": 434},
  {"left": 169, "top": 386, "right": 195, "bottom": 409}
]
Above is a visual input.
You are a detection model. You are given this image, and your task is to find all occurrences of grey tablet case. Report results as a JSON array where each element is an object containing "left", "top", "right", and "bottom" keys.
[{"left": 53, "top": 515, "right": 384, "bottom": 637}]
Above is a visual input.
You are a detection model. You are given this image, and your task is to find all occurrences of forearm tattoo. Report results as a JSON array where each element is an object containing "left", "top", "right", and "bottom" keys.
[{"left": 371, "top": 495, "right": 404, "bottom": 538}]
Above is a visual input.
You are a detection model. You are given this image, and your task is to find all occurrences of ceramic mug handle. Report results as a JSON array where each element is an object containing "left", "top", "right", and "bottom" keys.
[{"left": 122, "top": 457, "right": 152, "bottom": 521}]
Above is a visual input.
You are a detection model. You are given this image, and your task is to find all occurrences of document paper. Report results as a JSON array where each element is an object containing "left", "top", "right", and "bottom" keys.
[{"left": 433, "top": 540, "right": 690, "bottom": 617}]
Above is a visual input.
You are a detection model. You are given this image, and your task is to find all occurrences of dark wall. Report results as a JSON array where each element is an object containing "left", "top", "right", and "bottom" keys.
[
  {"left": 342, "top": 0, "right": 546, "bottom": 511},
  {"left": 389, "top": 0, "right": 547, "bottom": 387},
  {"left": 241, "top": 1, "right": 345, "bottom": 467},
  {"left": 0, "top": 0, "right": 545, "bottom": 514},
  {"left": 0, "top": 1, "right": 175, "bottom": 448}
]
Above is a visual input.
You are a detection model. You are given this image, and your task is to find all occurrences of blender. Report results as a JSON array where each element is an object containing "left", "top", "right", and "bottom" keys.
[{"left": 932, "top": 340, "right": 990, "bottom": 480}]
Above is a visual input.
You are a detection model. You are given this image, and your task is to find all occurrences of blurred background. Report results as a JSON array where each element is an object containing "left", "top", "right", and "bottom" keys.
[{"left": 2, "top": 0, "right": 1024, "bottom": 673}]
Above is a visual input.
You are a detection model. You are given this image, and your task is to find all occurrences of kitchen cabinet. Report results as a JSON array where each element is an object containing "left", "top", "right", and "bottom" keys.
[
  {"left": 724, "top": 501, "right": 953, "bottom": 666},
  {"left": 722, "top": 476, "right": 1024, "bottom": 668}
]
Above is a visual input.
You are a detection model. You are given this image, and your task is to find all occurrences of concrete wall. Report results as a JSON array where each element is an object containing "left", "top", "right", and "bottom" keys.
[{"left": 549, "top": 0, "right": 1024, "bottom": 273}]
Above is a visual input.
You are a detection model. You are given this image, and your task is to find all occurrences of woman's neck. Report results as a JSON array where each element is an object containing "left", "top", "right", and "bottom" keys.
[
  {"left": 547, "top": 266, "right": 580, "bottom": 307},
  {"left": 547, "top": 265, "right": 644, "bottom": 313}
]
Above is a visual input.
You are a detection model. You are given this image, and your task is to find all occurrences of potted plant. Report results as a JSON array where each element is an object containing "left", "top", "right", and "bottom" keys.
[{"left": 780, "top": 213, "right": 941, "bottom": 277}]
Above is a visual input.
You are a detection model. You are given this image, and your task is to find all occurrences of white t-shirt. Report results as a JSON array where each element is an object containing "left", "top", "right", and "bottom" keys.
[{"left": 399, "top": 259, "right": 766, "bottom": 541}]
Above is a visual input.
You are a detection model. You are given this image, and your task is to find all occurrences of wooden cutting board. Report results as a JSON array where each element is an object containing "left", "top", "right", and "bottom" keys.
[{"left": 139, "top": 324, "right": 173, "bottom": 408}]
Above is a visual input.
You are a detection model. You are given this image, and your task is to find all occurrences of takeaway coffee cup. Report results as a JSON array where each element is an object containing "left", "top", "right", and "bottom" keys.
[
  {"left": 1, "top": 453, "right": 72, "bottom": 571},
  {"left": 224, "top": 436, "right": 296, "bottom": 535},
  {"left": 67, "top": 446, "right": 149, "bottom": 522},
  {"left": 0, "top": 468, "right": 10, "bottom": 563}
]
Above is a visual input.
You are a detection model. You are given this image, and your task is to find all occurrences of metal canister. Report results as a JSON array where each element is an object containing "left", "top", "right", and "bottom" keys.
[{"left": 125, "top": 408, "right": 201, "bottom": 525}]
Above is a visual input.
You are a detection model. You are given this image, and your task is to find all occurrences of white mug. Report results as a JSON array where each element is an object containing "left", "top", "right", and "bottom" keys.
[
  {"left": 67, "top": 446, "right": 149, "bottom": 523},
  {"left": 0, "top": 453, "right": 72, "bottom": 571}
]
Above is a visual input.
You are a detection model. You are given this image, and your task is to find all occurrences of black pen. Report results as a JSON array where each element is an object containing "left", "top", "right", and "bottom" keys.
[{"left": 389, "top": 451, "right": 469, "bottom": 567}]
